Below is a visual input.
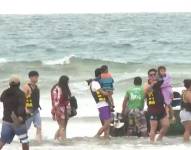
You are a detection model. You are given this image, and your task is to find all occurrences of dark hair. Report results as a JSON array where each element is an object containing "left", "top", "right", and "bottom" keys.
[
  {"left": 148, "top": 68, "right": 157, "bottom": 75},
  {"left": 134, "top": 77, "right": 142, "bottom": 86},
  {"left": 158, "top": 66, "right": 166, "bottom": 72},
  {"left": 58, "top": 75, "right": 71, "bottom": 99},
  {"left": 28, "top": 71, "right": 39, "bottom": 78},
  {"left": 100, "top": 65, "right": 108, "bottom": 73},
  {"left": 95, "top": 68, "right": 101, "bottom": 77},
  {"left": 184, "top": 79, "right": 191, "bottom": 89}
]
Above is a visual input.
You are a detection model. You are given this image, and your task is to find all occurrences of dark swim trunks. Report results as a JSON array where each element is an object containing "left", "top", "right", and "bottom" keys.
[{"left": 148, "top": 111, "right": 166, "bottom": 121}]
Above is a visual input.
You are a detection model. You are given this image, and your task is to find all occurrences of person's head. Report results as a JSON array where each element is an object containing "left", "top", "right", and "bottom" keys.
[
  {"left": 58, "top": 75, "right": 71, "bottom": 98},
  {"left": 58, "top": 75, "right": 69, "bottom": 87},
  {"left": 9, "top": 75, "right": 20, "bottom": 88},
  {"left": 134, "top": 76, "right": 142, "bottom": 86},
  {"left": 158, "top": 66, "right": 166, "bottom": 77},
  {"left": 28, "top": 71, "right": 39, "bottom": 84},
  {"left": 148, "top": 68, "right": 157, "bottom": 83},
  {"left": 184, "top": 79, "right": 191, "bottom": 89},
  {"left": 100, "top": 65, "right": 108, "bottom": 73},
  {"left": 95, "top": 68, "right": 102, "bottom": 78}
]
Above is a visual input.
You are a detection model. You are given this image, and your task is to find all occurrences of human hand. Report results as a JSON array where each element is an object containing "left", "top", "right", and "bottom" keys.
[{"left": 11, "top": 112, "right": 21, "bottom": 126}]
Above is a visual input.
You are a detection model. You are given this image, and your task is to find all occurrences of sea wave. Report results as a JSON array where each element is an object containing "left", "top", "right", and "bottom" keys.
[
  {"left": 0, "top": 58, "right": 8, "bottom": 64},
  {"left": 42, "top": 55, "right": 75, "bottom": 65}
]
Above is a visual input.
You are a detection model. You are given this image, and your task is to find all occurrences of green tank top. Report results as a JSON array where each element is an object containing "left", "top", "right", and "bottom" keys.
[{"left": 126, "top": 86, "right": 145, "bottom": 110}]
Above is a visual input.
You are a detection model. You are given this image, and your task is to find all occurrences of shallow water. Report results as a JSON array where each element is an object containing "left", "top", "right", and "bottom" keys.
[{"left": 1, "top": 118, "right": 190, "bottom": 150}]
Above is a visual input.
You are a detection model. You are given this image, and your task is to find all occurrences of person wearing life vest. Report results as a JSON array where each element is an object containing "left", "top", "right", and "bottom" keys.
[
  {"left": 144, "top": 68, "right": 169, "bottom": 143},
  {"left": 89, "top": 68, "right": 112, "bottom": 139},
  {"left": 23, "top": 71, "right": 42, "bottom": 143},
  {"left": 51, "top": 75, "right": 72, "bottom": 141},
  {"left": 180, "top": 79, "right": 191, "bottom": 142}
]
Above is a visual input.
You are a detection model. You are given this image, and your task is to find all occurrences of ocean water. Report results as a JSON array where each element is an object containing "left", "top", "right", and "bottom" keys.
[
  {"left": 0, "top": 13, "right": 191, "bottom": 149},
  {"left": 0, "top": 118, "right": 190, "bottom": 150}
]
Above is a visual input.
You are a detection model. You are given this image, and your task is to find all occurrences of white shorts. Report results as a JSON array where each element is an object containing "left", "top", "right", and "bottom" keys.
[{"left": 180, "top": 109, "right": 191, "bottom": 123}]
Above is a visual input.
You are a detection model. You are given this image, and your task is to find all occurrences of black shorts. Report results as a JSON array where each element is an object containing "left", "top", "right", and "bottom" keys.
[{"left": 148, "top": 112, "right": 166, "bottom": 121}]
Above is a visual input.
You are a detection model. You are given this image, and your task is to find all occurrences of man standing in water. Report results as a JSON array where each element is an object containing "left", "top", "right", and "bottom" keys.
[
  {"left": 122, "top": 77, "right": 147, "bottom": 137},
  {"left": 23, "top": 71, "right": 42, "bottom": 143},
  {"left": 89, "top": 68, "right": 112, "bottom": 139},
  {"left": 0, "top": 75, "right": 29, "bottom": 150},
  {"left": 144, "top": 68, "right": 169, "bottom": 143}
]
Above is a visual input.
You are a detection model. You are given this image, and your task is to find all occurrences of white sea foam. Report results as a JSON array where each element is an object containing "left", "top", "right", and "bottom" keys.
[
  {"left": 42, "top": 55, "right": 75, "bottom": 65},
  {"left": 0, "top": 58, "right": 8, "bottom": 64}
]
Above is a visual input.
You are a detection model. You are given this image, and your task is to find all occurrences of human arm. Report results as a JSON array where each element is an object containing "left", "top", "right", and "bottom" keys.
[
  {"left": 122, "top": 96, "right": 129, "bottom": 115},
  {"left": 22, "top": 84, "right": 30, "bottom": 97},
  {"left": 11, "top": 92, "right": 26, "bottom": 126},
  {"left": 160, "top": 75, "right": 172, "bottom": 88},
  {"left": 144, "top": 82, "right": 157, "bottom": 94},
  {"left": 0, "top": 90, "right": 6, "bottom": 102},
  {"left": 91, "top": 81, "right": 111, "bottom": 96},
  {"left": 186, "top": 92, "right": 191, "bottom": 104}
]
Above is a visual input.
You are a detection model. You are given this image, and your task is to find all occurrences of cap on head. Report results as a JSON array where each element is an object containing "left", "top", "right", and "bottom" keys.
[{"left": 9, "top": 75, "right": 20, "bottom": 86}]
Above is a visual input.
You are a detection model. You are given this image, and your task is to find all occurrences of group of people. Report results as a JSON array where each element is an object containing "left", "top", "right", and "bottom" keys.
[
  {"left": 0, "top": 71, "right": 41, "bottom": 150},
  {"left": 0, "top": 71, "right": 76, "bottom": 150},
  {"left": 89, "top": 65, "right": 191, "bottom": 143},
  {"left": 0, "top": 65, "right": 191, "bottom": 150}
]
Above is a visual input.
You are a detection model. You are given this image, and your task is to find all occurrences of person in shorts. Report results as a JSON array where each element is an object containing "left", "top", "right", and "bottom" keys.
[
  {"left": 0, "top": 75, "right": 29, "bottom": 150},
  {"left": 122, "top": 77, "right": 147, "bottom": 137}
]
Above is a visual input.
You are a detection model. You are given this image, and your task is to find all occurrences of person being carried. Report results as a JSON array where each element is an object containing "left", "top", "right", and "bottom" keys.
[
  {"left": 23, "top": 71, "right": 42, "bottom": 143},
  {"left": 122, "top": 77, "right": 147, "bottom": 137},
  {"left": 0, "top": 75, "right": 29, "bottom": 150},
  {"left": 158, "top": 66, "right": 174, "bottom": 120},
  {"left": 99, "top": 65, "right": 115, "bottom": 112}
]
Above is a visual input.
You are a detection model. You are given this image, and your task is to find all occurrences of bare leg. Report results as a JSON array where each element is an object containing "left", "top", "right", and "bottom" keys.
[
  {"left": 0, "top": 140, "right": 5, "bottom": 150},
  {"left": 183, "top": 121, "right": 191, "bottom": 142},
  {"left": 58, "top": 119, "right": 66, "bottom": 140},
  {"left": 22, "top": 143, "right": 29, "bottom": 150},
  {"left": 108, "top": 95, "right": 114, "bottom": 112},
  {"left": 103, "top": 120, "right": 111, "bottom": 139},
  {"left": 165, "top": 106, "right": 170, "bottom": 118},
  {"left": 96, "top": 119, "right": 111, "bottom": 138},
  {"left": 64, "top": 116, "right": 68, "bottom": 139},
  {"left": 149, "top": 120, "right": 158, "bottom": 143},
  {"left": 54, "top": 128, "right": 60, "bottom": 140},
  {"left": 157, "top": 116, "right": 169, "bottom": 141},
  {"left": 36, "top": 127, "right": 42, "bottom": 143}
]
